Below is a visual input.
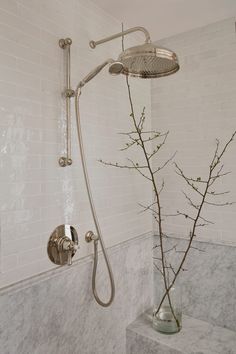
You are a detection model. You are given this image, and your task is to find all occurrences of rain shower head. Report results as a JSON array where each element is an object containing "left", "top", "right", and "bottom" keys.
[
  {"left": 116, "top": 42, "right": 179, "bottom": 78},
  {"left": 89, "top": 26, "right": 179, "bottom": 79}
]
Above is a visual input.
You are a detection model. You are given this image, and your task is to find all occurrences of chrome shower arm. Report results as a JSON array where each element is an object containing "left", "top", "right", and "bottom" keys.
[
  {"left": 78, "top": 58, "right": 115, "bottom": 88},
  {"left": 89, "top": 26, "right": 151, "bottom": 49}
]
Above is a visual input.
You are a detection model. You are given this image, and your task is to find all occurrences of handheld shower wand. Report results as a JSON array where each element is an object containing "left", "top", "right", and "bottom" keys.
[
  {"left": 78, "top": 59, "right": 123, "bottom": 88},
  {"left": 75, "top": 60, "right": 123, "bottom": 307}
]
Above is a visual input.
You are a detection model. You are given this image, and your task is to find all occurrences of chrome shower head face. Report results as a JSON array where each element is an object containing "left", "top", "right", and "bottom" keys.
[{"left": 117, "top": 42, "right": 179, "bottom": 78}]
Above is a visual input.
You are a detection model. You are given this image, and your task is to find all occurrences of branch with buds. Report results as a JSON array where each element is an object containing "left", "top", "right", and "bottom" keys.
[{"left": 99, "top": 24, "right": 236, "bottom": 330}]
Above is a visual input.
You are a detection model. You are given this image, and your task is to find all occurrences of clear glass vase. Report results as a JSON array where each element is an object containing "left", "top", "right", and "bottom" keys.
[{"left": 153, "top": 285, "right": 182, "bottom": 334}]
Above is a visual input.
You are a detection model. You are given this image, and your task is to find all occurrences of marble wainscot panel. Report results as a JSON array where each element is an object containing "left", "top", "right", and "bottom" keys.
[
  {"left": 0, "top": 233, "right": 152, "bottom": 354},
  {"left": 126, "top": 312, "right": 236, "bottom": 354},
  {"left": 153, "top": 236, "right": 236, "bottom": 331}
]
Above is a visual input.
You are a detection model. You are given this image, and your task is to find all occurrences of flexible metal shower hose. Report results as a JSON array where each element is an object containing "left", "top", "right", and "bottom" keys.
[{"left": 75, "top": 87, "right": 115, "bottom": 307}]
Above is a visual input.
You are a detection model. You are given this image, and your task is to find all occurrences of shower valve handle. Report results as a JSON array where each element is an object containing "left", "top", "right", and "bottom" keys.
[
  {"left": 61, "top": 237, "right": 78, "bottom": 266},
  {"left": 47, "top": 225, "right": 79, "bottom": 266}
]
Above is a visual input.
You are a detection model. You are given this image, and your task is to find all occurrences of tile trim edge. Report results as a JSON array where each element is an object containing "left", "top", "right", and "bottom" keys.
[
  {"left": 153, "top": 233, "right": 236, "bottom": 248},
  {"left": 0, "top": 231, "right": 152, "bottom": 296}
]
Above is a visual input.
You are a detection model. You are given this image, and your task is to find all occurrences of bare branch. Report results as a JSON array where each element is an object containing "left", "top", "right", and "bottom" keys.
[
  {"left": 154, "top": 263, "right": 163, "bottom": 276},
  {"left": 210, "top": 138, "right": 220, "bottom": 168},
  {"left": 127, "top": 159, "right": 152, "bottom": 181},
  {"left": 119, "top": 130, "right": 162, "bottom": 136},
  {"left": 153, "top": 215, "right": 161, "bottom": 225},
  {"left": 174, "top": 163, "right": 204, "bottom": 197},
  {"left": 142, "top": 133, "right": 165, "bottom": 143},
  {"left": 163, "top": 245, "right": 177, "bottom": 254},
  {"left": 138, "top": 202, "right": 158, "bottom": 215},
  {"left": 190, "top": 246, "right": 205, "bottom": 252},
  {"left": 137, "top": 106, "right": 145, "bottom": 131},
  {"left": 99, "top": 159, "right": 134, "bottom": 169},
  {"left": 182, "top": 191, "right": 200, "bottom": 210},
  {"left": 164, "top": 211, "right": 196, "bottom": 222},
  {"left": 207, "top": 190, "right": 230, "bottom": 196},
  {"left": 164, "top": 211, "right": 214, "bottom": 226},
  {"left": 148, "top": 131, "right": 169, "bottom": 160},
  {"left": 211, "top": 131, "right": 236, "bottom": 169},
  {"left": 198, "top": 215, "right": 214, "bottom": 224},
  {"left": 111, "top": 25, "right": 235, "bottom": 329},
  {"left": 159, "top": 180, "right": 165, "bottom": 194},
  {"left": 155, "top": 131, "right": 235, "bottom": 316},
  {"left": 141, "top": 130, "right": 163, "bottom": 135},
  {"left": 153, "top": 257, "right": 162, "bottom": 261},
  {"left": 120, "top": 140, "right": 137, "bottom": 151},
  {"left": 182, "top": 176, "right": 208, "bottom": 183},
  {"left": 182, "top": 268, "right": 188, "bottom": 272},
  {"left": 210, "top": 171, "right": 231, "bottom": 183},
  {"left": 99, "top": 158, "right": 152, "bottom": 181},
  {"left": 153, "top": 152, "right": 177, "bottom": 174},
  {"left": 169, "top": 264, "right": 177, "bottom": 276},
  {"left": 204, "top": 200, "right": 235, "bottom": 207},
  {"left": 99, "top": 159, "right": 147, "bottom": 170},
  {"left": 153, "top": 244, "right": 161, "bottom": 250}
]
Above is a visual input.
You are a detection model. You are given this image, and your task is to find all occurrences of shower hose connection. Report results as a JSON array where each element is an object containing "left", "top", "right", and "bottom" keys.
[{"left": 75, "top": 87, "right": 115, "bottom": 307}]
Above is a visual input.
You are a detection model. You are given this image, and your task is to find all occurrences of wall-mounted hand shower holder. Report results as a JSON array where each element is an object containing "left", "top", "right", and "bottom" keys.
[
  {"left": 59, "top": 38, "right": 74, "bottom": 167},
  {"left": 47, "top": 225, "right": 79, "bottom": 266},
  {"left": 85, "top": 230, "right": 99, "bottom": 243}
]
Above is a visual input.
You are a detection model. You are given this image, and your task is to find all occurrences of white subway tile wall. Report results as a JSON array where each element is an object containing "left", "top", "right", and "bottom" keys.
[
  {"left": 0, "top": 0, "right": 152, "bottom": 287},
  {"left": 151, "top": 18, "right": 236, "bottom": 246}
]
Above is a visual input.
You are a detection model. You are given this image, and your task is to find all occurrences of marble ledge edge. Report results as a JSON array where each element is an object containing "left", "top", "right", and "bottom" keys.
[
  {"left": 0, "top": 231, "right": 153, "bottom": 297},
  {"left": 153, "top": 233, "right": 236, "bottom": 248},
  {"left": 126, "top": 311, "right": 236, "bottom": 353}
]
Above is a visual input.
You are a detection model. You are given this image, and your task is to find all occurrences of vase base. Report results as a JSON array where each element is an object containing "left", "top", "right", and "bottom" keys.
[{"left": 153, "top": 306, "right": 182, "bottom": 334}]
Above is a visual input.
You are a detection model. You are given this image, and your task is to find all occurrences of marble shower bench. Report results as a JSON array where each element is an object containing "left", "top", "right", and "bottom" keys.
[{"left": 126, "top": 312, "right": 236, "bottom": 354}]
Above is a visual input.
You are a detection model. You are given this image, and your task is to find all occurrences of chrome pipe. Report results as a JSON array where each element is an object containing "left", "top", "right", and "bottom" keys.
[{"left": 89, "top": 26, "right": 151, "bottom": 49}]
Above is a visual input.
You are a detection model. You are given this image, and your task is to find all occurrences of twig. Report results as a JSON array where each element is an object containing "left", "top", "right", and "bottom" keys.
[
  {"left": 148, "top": 132, "right": 169, "bottom": 159},
  {"left": 153, "top": 152, "right": 177, "bottom": 174},
  {"left": 106, "top": 22, "right": 236, "bottom": 330},
  {"left": 190, "top": 246, "right": 205, "bottom": 252},
  {"left": 182, "top": 191, "right": 200, "bottom": 209},
  {"left": 154, "top": 131, "right": 236, "bottom": 315}
]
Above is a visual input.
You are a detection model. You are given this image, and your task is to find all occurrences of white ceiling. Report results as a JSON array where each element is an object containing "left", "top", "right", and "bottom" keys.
[{"left": 93, "top": 0, "right": 236, "bottom": 40}]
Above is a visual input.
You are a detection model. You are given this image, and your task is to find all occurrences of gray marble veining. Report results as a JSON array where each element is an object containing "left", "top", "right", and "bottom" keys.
[
  {"left": 126, "top": 312, "right": 236, "bottom": 354},
  {"left": 153, "top": 236, "right": 236, "bottom": 331},
  {"left": 0, "top": 233, "right": 153, "bottom": 354}
]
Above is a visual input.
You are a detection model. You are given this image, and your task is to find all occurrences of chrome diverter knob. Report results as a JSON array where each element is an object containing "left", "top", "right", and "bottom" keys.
[{"left": 47, "top": 225, "right": 79, "bottom": 266}]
